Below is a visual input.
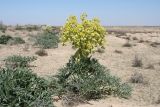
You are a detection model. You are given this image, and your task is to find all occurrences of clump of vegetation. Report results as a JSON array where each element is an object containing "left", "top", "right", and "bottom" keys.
[
  {"left": 138, "top": 39, "right": 145, "bottom": 43},
  {"left": 35, "top": 49, "right": 48, "bottom": 56},
  {"left": 132, "top": 55, "right": 143, "bottom": 67},
  {"left": 4, "top": 55, "right": 37, "bottom": 69},
  {"left": 150, "top": 42, "right": 160, "bottom": 47},
  {"left": 123, "top": 41, "right": 132, "bottom": 47},
  {"left": 8, "top": 37, "right": 25, "bottom": 45},
  {"left": 156, "top": 95, "right": 160, "bottom": 104},
  {"left": 132, "top": 37, "right": 138, "bottom": 40},
  {"left": 51, "top": 57, "right": 132, "bottom": 99},
  {"left": 0, "top": 35, "right": 13, "bottom": 44},
  {"left": 114, "top": 50, "right": 123, "bottom": 54},
  {"left": 130, "top": 72, "right": 143, "bottom": 83},
  {"left": 0, "top": 68, "right": 54, "bottom": 107},
  {"left": 34, "top": 32, "right": 59, "bottom": 49}
]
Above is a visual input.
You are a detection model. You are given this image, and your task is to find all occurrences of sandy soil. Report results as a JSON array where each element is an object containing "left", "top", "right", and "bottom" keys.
[{"left": 0, "top": 27, "right": 160, "bottom": 107}]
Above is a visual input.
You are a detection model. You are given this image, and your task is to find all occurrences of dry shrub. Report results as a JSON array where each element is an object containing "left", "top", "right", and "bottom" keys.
[
  {"left": 130, "top": 72, "right": 143, "bottom": 83},
  {"left": 150, "top": 42, "right": 160, "bottom": 47},
  {"left": 138, "top": 39, "right": 145, "bottom": 43},
  {"left": 132, "top": 37, "right": 138, "bottom": 40},
  {"left": 146, "top": 64, "right": 155, "bottom": 69},
  {"left": 123, "top": 41, "right": 132, "bottom": 47},
  {"left": 35, "top": 49, "right": 48, "bottom": 56},
  {"left": 132, "top": 55, "right": 143, "bottom": 67},
  {"left": 114, "top": 50, "right": 123, "bottom": 54}
]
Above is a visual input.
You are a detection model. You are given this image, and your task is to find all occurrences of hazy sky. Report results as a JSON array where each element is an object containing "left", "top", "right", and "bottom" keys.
[{"left": 0, "top": 0, "right": 160, "bottom": 26}]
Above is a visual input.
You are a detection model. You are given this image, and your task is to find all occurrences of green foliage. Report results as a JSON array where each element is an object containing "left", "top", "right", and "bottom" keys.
[
  {"left": 34, "top": 32, "right": 59, "bottom": 49},
  {"left": 0, "top": 68, "right": 54, "bottom": 107},
  {"left": 8, "top": 37, "right": 25, "bottom": 45},
  {"left": 61, "top": 13, "right": 106, "bottom": 60},
  {"left": 0, "top": 35, "right": 13, "bottom": 44},
  {"left": 4, "top": 55, "right": 37, "bottom": 69},
  {"left": 51, "top": 57, "right": 132, "bottom": 100}
]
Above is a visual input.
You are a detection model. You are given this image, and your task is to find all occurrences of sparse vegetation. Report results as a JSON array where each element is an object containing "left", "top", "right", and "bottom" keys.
[
  {"left": 132, "top": 55, "right": 143, "bottom": 67},
  {"left": 35, "top": 49, "right": 48, "bottom": 56},
  {"left": 130, "top": 72, "right": 143, "bottom": 83},
  {"left": 4, "top": 55, "right": 37, "bottom": 69}
]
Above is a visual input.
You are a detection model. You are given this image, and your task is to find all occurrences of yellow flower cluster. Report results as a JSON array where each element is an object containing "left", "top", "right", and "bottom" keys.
[{"left": 61, "top": 13, "right": 106, "bottom": 60}]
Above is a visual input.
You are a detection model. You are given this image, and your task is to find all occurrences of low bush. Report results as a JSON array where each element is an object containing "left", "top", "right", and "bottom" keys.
[
  {"left": 0, "top": 35, "right": 13, "bottom": 44},
  {"left": 4, "top": 55, "right": 37, "bottom": 69},
  {"left": 35, "top": 49, "right": 48, "bottom": 56},
  {"left": 132, "top": 55, "right": 143, "bottom": 67},
  {"left": 130, "top": 72, "right": 143, "bottom": 83},
  {"left": 0, "top": 68, "right": 54, "bottom": 107},
  {"left": 34, "top": 33, "right": 59, "bottom": 49},
  {"left": 50, "top": 57, "right": 132, "bottom": 100},
  {"left": 8, "top": 37, "right": 25, "bottom": 45},
  {"left": 114, "top": 50, "right": 123, "bottom": 54},
  {"left": 123, "top": 41, "right": 132, "bottom": 47}
]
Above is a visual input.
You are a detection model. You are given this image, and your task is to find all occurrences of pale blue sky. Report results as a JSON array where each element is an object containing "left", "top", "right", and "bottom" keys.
[{"left": 0, "top": 0, "right": 160, "bottom": 26}]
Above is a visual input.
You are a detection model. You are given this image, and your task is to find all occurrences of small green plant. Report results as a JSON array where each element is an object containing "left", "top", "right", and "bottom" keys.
[
  {"left": 35, "top": 49, "right": 48, "bottom": 56},
  {"left": 0, "top": 35, "right": 13, "bottom": 44},
  {"left": 8, "top": 37, "right": 25, "bottom": 45},
  {"left": 4, "top": 55, "right": 37, "bottom": 68},
  {"left": 34, "top": 33, "right": 59, "bottom": 49},
  {"left": 0, "top": 68, "right": 54, "bottom": 107},
  {"left": 51, "top": 57, "right": 132, "bottom": 100}
]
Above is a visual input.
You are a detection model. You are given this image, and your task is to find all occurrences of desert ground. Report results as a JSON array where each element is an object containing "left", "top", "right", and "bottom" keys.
[{"left": 0, "top": 26, "right": 160, "bottom": 107}]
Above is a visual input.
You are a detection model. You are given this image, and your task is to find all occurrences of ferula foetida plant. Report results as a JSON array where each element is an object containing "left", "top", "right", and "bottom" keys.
[{"left": 61, "top": 13, "right": 106, "bottom": 60}]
